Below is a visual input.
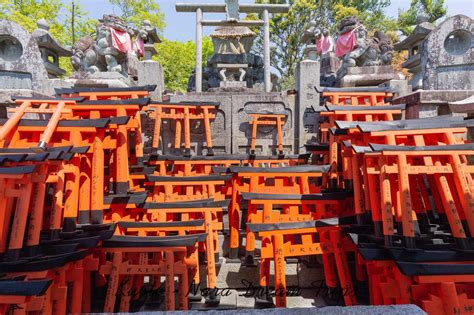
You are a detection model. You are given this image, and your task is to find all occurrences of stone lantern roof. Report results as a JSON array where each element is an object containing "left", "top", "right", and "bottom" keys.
[
  {"left": 32, "top": 19, "right": 72, "bottom": 57},
  {"left": 210, "top": 26, "right": 256, "bottom": 39},
  {"left": 394, "top": 22, "right": 435, "bottom": 51},
  {"left": 210, "top": 26, "right": 256, "bottom": 55}
]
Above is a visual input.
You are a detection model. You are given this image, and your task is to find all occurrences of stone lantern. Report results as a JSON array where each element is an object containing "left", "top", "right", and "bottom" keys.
[
  {"left": 32, "top": 19, "right": 72, "bottom": 78},
  {"left": 394, "top": 15, "right": 435, "bottom": 91}
]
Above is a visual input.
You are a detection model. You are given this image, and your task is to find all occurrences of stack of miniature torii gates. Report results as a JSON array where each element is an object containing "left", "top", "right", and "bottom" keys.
[{"left": 0, "top": 84, "right": 472, "bottom": 314}]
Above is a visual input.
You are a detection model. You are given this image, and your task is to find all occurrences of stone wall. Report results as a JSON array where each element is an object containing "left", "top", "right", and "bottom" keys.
[{"left": 158, "top": 91, "right": 301, "bottom": 156}]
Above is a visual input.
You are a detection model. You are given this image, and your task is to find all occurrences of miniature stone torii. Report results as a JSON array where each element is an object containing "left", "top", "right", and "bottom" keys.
[{"left": 176, "top": 0, "right": 289, "bottom": 93}]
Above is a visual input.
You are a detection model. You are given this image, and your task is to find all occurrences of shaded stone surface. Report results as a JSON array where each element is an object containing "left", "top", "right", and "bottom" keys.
[
  {"left": 145, "top": 304, "right": 425, "bottom": 314},
  {"left": 190, "top": 53, "right": 265, "bottom": 92}
]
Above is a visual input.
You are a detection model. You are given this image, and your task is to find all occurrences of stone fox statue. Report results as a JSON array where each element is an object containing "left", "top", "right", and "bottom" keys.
[
  {"left": 336, "top": 16, "right": 394, "bottom": 77},
  {"left": 71, "top": 14, "right": 152, "bottom": 76}
]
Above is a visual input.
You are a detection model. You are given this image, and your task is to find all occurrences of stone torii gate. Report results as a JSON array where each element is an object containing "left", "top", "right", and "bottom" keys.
[{"left": 176, "top": 0, "right": 290, "bottom": 93}]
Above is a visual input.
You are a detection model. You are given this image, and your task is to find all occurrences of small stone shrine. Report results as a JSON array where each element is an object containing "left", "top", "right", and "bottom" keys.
[
  {"left": 189, "top": 25, "right": 264, "bottom": 91},
  {"left": 140, "top": 20, "right": 162, "bottom": 61},
  {"left": 393, "top": 14, "right": 474, "bottom": 118},
  {"left": 172, "top": 0, "right": 303, "bottom": 156}
]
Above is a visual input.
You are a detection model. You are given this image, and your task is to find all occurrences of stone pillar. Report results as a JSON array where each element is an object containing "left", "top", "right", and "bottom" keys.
[
  {"left": 136, "top": 61, "right": 164, "bottom": 101},
  {"left": 295, "top": 60, "right": 321, "bottom": 146},
  {"left": 263, "top": 9, "right": 271, "bottom": 93},
  {"left": 195, "top": 8, "right": 203, "bottom": 93}
]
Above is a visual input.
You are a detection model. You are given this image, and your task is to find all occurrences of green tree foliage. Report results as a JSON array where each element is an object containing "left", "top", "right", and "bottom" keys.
[
  {"left": 108, "top": 0, "right": 165, "bottom": 32},
  {"left": 251, "top": 0, "right": 397, "bottom": 86},
  {"left": 154, "top": 37, "right": 214, "bottom": 92},
  {"left": 0, "top": 0, "right": 95, "bottom": 75},
  {"left": 398, "top": 0, "right": 447, "bottom": 35}
]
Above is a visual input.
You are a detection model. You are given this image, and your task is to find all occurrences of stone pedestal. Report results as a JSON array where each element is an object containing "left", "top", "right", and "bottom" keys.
[
  {"left": 136, "top": 60, "right": 164, "bottom": 101},
  {"left": 393, "top": 90, "right": 474, "bottom": 119},
  {"left": 67, "top": 71, "right": 131, "bottom": 88},
  {"left": 295, "top": 60, "right": 320, "bottom": 145},
  {"left": 337, "top": 65, "right": 405, "bottom": 87},
  {"left": 144, "top": 44, "right": 157, "bottom": 61},
  {"left": 165, "top": 91, "right": 299, "bottom": 156}
]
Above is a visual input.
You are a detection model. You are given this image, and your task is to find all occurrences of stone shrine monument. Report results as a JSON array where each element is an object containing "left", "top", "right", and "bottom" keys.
[
  {"left": 0, "top": 18, "right": 77, "bottom": 104},
  {"left": 393, "top": 14, "right": 474, "bottom": 118},
  {"left": 186, "top": 0, "right": 265, "bottom": 91},
  {"left": 170, "top": 1, "right": 305, "bottom": 156},
  {"left": 0, "top": 19, "right": 50, "bottom": 96},
  {"left": 191, "top": 25, "right": 264, "bottom": 91}
]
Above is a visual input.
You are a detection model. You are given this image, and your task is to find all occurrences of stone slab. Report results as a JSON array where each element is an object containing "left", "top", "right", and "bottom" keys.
[
  {"left": 295, "top": 60, "right": 320, "bottom": 144},
  {"left": 220, "top": 81, "right": 247, "bottom": 88},
  {"left": 393, "top": 89, "right": 474, "bottom": 119},
  {"left": 337, "top": 65, "right": 405, "bottom": 87},
  {"left": 379, "top": 79, "right": 411, "bottom": 98},
  {"left": 448, "top": 95, "right": 474, "bottom": 114},
  {"left": 142, "top": 304, "right": 425, "bottom": 314},
  {"left": 231, "top": 92, "right": 294, "bottom": 155}
]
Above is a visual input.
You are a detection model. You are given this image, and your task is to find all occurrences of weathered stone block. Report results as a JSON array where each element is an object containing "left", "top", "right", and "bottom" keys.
[
  {"left": 136, "top": 60, "right": 164, "bottom": 101},
  {"left": 421, "top": 15, "right": 473, "bottom": 90},
  {"left": 295, "top": 61, "right": 320, "bottom": 145},
  {"left": 337, "top": 65, "right": 405, "bottom": 87},
  {"left": 393, "top": 90, "right": 474, "bottom": 119}
]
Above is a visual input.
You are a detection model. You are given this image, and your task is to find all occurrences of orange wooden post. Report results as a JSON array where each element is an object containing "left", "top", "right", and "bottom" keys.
[
  {"left": 38, "top": 101, "right": 65, "bottom": 150},
  {"left": 203, "top": 107, "right": 214, "bottom": 155},
  {"left": 276, "top": 115, "right": 284, "bottom": 155},
  {"left": 273, "top": 233, "right": 286, "bottom": 307},
  {"left": 152, "top": 106, "right": 163, "bottom": 152}
]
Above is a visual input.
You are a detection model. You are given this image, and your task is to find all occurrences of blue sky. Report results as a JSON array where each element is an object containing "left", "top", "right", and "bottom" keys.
[{"left": 71, "top": 0, "right": 473, "bottom": 42}]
